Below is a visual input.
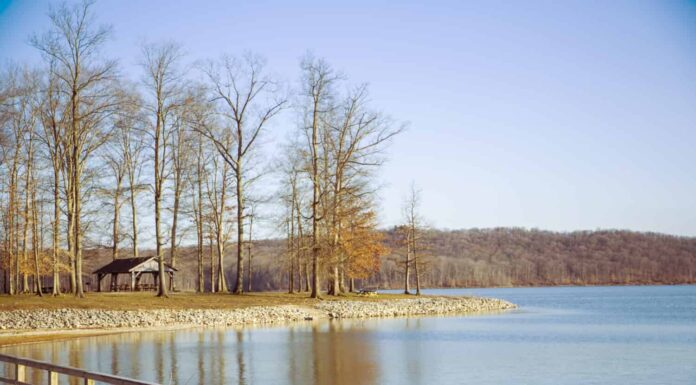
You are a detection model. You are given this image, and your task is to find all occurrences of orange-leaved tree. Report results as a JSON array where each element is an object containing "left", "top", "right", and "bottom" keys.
[{"left": 342, "top": 209, "right": 389, "bottom": 292}]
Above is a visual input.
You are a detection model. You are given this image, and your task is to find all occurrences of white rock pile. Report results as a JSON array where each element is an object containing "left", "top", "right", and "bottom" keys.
[
  {"left": 0, "top": 306, "right": 319, "bottom": 331},
  {"left": 316, "top": 296, "right": 516, "bottom": 319},
  {"left": 0, "top": 296, "right": 515, "bottom": 332}
]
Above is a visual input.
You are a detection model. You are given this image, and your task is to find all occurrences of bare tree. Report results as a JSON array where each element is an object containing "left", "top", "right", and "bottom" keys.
[
  {"left": 141, "top": 41, "right": 184, "bottom": 297},
  {"left": 190, "top": 135, "right": 205, "bottom": 292},
  {"left": 277, "top": 143, "right": 305, "bottom": 294},
  {"left": 30, "top": 172, "right": 42, "bottom": 296},
  {"left": 20, "top": 93, "right": 38, "bottom": 294},
  {"left": 325, "top": 85, "right": 402, "bottom": 295},
  {"left": 299, "top": 56, "right": 338, "bottom": 299},
  {"left": 120, "top": 96, "right": 147, "bottom": 259},
  {"left": 37, "top": 62, "right": 65, "bottom": 296},
  {"left": 168, "top": 98, "right": 194, "bottom": 291},
  {"left": 246, "top": 203, "right": 256, "bottom": 292},
  {"left": 0, "top": 67, "right": 43, "bottom": 295},
  {"left": 100, "top": 92, "right": 139, "bottom": 289},
  {"left": 205, "top": 138, "right": 231, "bottom": 292},
  {"left": 188, "top": 102, "right": 212, "bottom": 293},
  {"left": 198, "top": 54, "right": 286, "bottom": 294},
  {"left": 103, "top": 130, "right": 126, "bottom": 263},
  {"left": 403, "top": 182, "right": 423, "bottom": 295},
  {"left": 32, "top": 0, "right": 119, "bottom": 297}
]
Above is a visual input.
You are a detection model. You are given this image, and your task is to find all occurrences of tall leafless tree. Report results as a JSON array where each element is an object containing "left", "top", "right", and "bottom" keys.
[
  {"left": 198, "top": 54, "right": 286, "bottom": 294},
  {"left": 403, "top": 182, "right": 423, "bottom": 295},
  {"left": 299, "top": 56, "right": 339, "bottom": 299},
  {"left": 37, "top": 61, "right": 65, "bottom": 296},
  {"left": 141, "top": 41, "right": 183, "bottom": 297}
]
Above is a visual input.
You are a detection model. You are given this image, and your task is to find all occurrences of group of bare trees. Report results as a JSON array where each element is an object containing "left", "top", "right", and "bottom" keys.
[
  {"left": 398, "top": 183, "right": 426, "bottom": 295},
  {"left": 277, "top": 57, "right": 402, "bottom": 298},
  {"left": 0, "top": 1, "right": 120, "bottom": 297},
  {"left": 0, "top": 1, "right": 403, "bottom": 298}
]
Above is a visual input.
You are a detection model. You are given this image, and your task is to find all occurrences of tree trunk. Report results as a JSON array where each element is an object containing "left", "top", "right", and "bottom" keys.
[
  {"left": 51, "top": 165, "right": 60, "bottom": 295},
  {"left": 288, "top": 199, "right": 295, "bottom": 294},
  {"left": 310, "top": 104, "right": 321, "bottom": 299},
  {"left": 216, "top": 231, "right": 227, "bottom": 292},
  {"left": 247, "top": 213, "right": 253, "bottom": 293},
  {"left": 404, "top": 229, "right": 411, "bottom": 295},
  {"left": 154, "top": 107, "right": 168, "bottom": 298},
  {"left": 7, "top": 150, "right": 19, "bottom": 295},
  {"left": 111, "top": 174, "right": 122, "bottom": 290},
  {"left": 21, "top": 153, "right": 31, "bottom": 293},
  {"left": 31, "top": 186, "right": 42, "bottom": 296},
  {"left": 74, "top": 164, "right": 85, "bottom": 298},
  {"left": 339, "top": 268, "right": 346, "bottom": 293},
  {"left": 330, "top": 266, "right": 339, "bottom": 296},
  {"left": 215, "top": 163, "right": 228, "bottom": 293},
  {"left": 233, "top": 166, "right": 244, "bottom": 294},
  {"left": 129, "top": 172, "right": 139, "bottom": 258},
  {"left": 66, "top": 175, "right": 75, "bottom": 294},
  {"left": 195, "top": 137, "right": 204, "bottom": 293},
  {"left": 413, "top": 228, "right": 421, "bottom": 295},
  {"left": 209, "top": 235, "right": 216, "bottom": 293},
  {"left": 169, "top": 177, "right": 181, "bottom": 291},
  {"left": 197, "top": 233, "right": 203, "bottom": 293}
]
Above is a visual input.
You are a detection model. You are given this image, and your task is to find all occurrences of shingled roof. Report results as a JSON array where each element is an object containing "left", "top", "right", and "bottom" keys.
[{"left": 93, "top": 256, "right": 177, "bottom": 274}]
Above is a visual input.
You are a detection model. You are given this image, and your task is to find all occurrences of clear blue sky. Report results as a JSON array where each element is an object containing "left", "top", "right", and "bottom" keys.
[{"left": 1, "top": 0, "right": 696, "bottom": 237}]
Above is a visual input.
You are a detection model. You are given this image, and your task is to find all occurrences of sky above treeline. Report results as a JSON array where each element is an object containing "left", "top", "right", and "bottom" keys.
[{"left": 1, "top": 0, "right": 696, "bottom": 237}]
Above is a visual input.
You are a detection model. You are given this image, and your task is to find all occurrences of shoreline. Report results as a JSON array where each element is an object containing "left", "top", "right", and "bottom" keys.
[
  {"left": 0, "top": 296, "right": 515, "bottom": 346},
  {"left": 380, "top": 282, "right": 696, "bottom": 290}
]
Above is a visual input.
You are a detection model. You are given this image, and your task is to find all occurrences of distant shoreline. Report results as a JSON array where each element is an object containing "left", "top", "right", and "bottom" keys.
[
  {"left": 0, "top": 295, "right": 515, "bottom": 346},
  {"left": 380, "top": 282, "right": 696, "bottom": 291}
]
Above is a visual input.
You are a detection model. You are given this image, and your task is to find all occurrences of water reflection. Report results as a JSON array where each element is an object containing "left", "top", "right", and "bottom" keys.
[
  {"left": 0, "top": 320, "right": 385, "bottom": 385},
  {"left": 310, "top": 322, "right": 378, "bottom": 385}
]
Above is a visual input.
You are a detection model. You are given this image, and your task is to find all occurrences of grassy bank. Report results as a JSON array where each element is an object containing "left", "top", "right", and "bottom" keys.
[{"left": 0, "top": 291, "right": 415, "bottom": 311}]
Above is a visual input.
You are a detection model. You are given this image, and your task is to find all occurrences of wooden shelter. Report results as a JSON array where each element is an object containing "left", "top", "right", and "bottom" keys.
[{"left": 92, "top": 256, "right": 177, "bottom": 292}]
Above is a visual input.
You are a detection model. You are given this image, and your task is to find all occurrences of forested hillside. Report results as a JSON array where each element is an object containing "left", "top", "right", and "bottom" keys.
[
  {"left": 82, "top": 228, "right": 696, "bottom": 291},
  {"left": 373, "top": 228, "right": 696, "bottom": 288}
]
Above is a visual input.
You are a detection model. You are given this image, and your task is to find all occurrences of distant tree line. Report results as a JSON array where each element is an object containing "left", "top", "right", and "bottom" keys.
[
  {"left": 75, "top": 227, "right": 696, "bottom": 291},
  {"left": 374, "top": 228, "right": 696, "bottom": 288}
]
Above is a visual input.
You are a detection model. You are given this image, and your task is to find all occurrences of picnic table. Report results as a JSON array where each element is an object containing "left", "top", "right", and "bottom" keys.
[{"left": 358, "top": 288, "right": 378, "bottom": 296}]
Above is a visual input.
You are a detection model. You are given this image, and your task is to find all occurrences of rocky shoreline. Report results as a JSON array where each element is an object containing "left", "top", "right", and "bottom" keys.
[
  {"left": 317, "top": 296, "right": 516, "bottom": 319},
  {"left": 0, "top": 296, "right": 516, "bottom": 334}
]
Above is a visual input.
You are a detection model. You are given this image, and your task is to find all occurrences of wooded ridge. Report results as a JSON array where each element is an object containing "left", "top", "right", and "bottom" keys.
[{"left": 78, "top": 227, "right": 696, "bottom": 291}]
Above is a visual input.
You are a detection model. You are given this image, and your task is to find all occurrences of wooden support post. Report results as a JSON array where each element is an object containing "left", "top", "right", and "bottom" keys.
[
  {"left": 84, "top": 378, "right": 95, "bottom": 385},
  {"left": 168, "top": 272, "right": 173, "bottom": 291},
  {"left": 15, "top": 363, "right": 26, "bottom": 382},
  {"left": 48, "top": 370, "right": 58, "bottom": 385},
  {"left": 131, "top": 272, "right": 135, "bottom": 291}
]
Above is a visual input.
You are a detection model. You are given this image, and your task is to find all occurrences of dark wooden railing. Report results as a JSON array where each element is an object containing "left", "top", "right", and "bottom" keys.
[{"left": 0, "top": 353, "right": 159, "bottom": 385}]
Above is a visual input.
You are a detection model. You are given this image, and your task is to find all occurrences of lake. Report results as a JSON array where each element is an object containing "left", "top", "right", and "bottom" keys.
[{"left": 2, "top": 285, "right": 695, "bottom": 384}]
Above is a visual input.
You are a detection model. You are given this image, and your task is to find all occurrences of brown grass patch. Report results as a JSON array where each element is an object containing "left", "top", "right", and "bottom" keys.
[{"left": 0, "top": 291, "right": 418, "bottom": 311}]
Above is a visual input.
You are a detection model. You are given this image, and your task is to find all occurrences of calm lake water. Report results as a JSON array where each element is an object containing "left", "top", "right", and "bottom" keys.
[{"left": 2, "top": 285, "right": 695, "bottom": 385}]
